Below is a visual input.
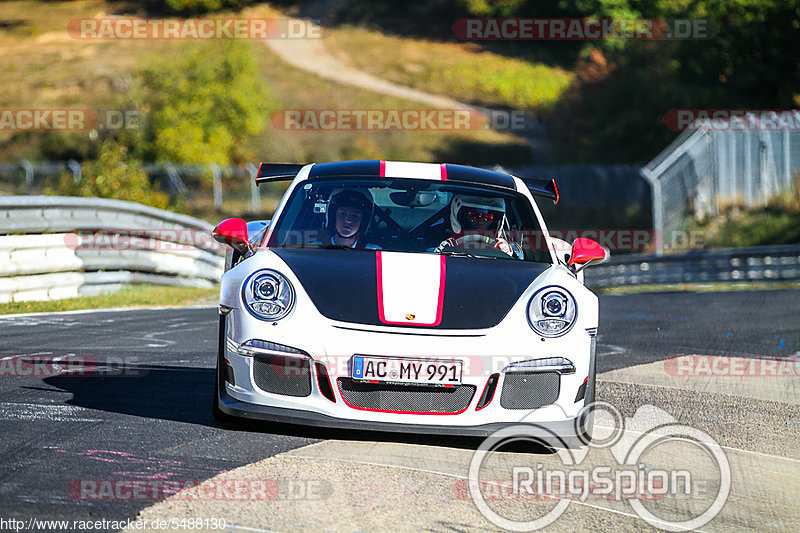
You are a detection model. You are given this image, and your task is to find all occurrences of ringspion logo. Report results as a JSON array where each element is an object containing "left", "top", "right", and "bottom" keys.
[{"left": 469, "top": 403, "right": 731, "bottom": 531}]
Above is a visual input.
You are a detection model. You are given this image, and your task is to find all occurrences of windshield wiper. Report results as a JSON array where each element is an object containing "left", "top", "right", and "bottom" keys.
[
  {"left": 436, "top": 250, "right": 483, "bottom": 259},
  {"left": 436, "top": 250, "right": 515, "bottom": 260}
]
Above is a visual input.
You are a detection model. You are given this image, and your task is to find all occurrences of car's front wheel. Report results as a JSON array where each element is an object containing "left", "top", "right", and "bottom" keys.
[{"left": 212, "top": 313, "right": 234, "bottom": 422}]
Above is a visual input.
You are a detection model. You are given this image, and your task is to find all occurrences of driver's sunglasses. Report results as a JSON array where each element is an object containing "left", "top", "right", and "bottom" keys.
[{"left": 465, "top": 210, "right": 495, "bottom": 222}]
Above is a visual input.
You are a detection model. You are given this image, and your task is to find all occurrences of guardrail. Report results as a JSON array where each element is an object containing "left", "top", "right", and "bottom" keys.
[
  {"left": 584, "top": 244, "right": 800, "bottom": 289},
  {"left": 0, "top": 196, "right": 224, "bottom": 303}
]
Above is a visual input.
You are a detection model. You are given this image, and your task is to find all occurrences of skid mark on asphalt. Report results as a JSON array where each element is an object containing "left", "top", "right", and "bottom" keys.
[
  {"left": 0, "top": 402, "right": 101, "bottom": 422},
  {"left": 596, "top": 343, "right": 627, "bottom": 357}
]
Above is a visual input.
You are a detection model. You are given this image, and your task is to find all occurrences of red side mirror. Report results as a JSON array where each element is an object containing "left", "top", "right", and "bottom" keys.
[
  {"left": 568, "top": 238, "right": 607, "bottom": 267},
  {"left": 212, "top": 218, "right": 251, "bottom": 254}
]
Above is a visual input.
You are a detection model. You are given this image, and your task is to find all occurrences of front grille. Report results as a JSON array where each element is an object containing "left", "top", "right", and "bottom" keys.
[
  {"left": 500, "top": 372, "right": 560, "bottom": 409},
  {"left": 337, "top": 378, "right": 475, "bottom": 413},
  {"left": 253, "top": 354, "right": 312, "bottom": 397}
]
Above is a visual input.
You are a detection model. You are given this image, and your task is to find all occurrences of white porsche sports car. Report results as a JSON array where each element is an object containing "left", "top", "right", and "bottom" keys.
[{"left": 212, "top": 160, "right": 607, "bottom": 442}]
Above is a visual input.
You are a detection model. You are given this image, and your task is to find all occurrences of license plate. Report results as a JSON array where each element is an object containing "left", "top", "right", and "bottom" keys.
[{"left": 351, "top": 356, "right": 462, "bottom": 385}]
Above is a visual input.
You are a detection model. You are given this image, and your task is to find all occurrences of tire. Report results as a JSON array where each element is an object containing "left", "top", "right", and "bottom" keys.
[{"left": 212, "top": 313, "right": 234, "bottom": 422}]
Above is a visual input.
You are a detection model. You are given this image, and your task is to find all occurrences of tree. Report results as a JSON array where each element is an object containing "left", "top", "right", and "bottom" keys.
[{"left": 133, "top": 40, "right": 272, "bottom": 167}]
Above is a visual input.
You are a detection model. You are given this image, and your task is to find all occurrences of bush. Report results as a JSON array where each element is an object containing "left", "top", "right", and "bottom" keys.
[
  {"left": 163, "top": 0, "right": 252, "bottom": 15},
  {"left": 132, "top": 40, "right": 272, "bottom": 168},
  {"left": 48, "top": 140, "right": 171, "bottom": 210}
]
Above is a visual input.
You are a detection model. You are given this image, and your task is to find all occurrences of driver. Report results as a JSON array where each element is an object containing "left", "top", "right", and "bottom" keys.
[
  {"left": 436, "top": 195, "right": 518, "bottom": 257},
  {"left": 324, "top": 189, "right": 378, "bottom": 249}
]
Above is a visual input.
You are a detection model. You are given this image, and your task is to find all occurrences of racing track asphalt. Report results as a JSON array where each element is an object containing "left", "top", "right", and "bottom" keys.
[{"left": 0, "top": 289, "right": 798, "bottom": 531}]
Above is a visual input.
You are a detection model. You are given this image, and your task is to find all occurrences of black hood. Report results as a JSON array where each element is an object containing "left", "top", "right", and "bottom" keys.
[{"left": 272, "top": 248, "right": 549, "bottom": 329}]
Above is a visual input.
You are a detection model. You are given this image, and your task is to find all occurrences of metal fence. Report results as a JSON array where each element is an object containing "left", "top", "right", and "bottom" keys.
[{"left": 643, "top": 118, "right": 800, "bottom": 254}]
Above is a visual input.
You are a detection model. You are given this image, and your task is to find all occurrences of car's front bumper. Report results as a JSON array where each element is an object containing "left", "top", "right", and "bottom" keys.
[{"left": 217, "top": 382, "right": 588, "bottom": 442}]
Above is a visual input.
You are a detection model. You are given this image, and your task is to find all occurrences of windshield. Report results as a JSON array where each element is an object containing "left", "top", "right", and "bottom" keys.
[{"left": 266, "top": 177, "right": 552, "bottom": 263}]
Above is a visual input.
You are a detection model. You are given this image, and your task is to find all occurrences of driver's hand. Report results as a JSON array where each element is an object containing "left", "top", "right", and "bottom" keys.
[
  {"left": 434, "top": 237, "right": 458, "bottom": 253},
  {"left": 494, "top": 238, "right": 513, "bottom": 256}
]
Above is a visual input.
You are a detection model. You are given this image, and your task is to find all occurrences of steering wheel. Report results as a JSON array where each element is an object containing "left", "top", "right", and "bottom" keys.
[{"left": 435, "top": 233, "right": 500, "bottom": 253}]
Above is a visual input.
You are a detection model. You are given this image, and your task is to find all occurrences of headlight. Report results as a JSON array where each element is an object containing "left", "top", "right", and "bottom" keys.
[
  {"left": 243, "top": 270, "right": 295, "bottom": 321},
  {"left": 527, "top": 287, "right": 576, "bottom": 337}
]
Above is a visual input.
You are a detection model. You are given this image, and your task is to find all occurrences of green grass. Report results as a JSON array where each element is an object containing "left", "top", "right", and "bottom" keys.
[
  {"left": 596, "top": 281, "right": 800, "bottom": 296},
  {"left": 691, "top": 210, "right": 800, "bottom": 249},
  {"left": 0, "top": 284, "right": 219, "bottom": 315},
  {"left": 326, "top": 26, "right": 574, "bottom": 110},
  {"left": 686, "top": 184, "right": 800, "bottom": 249}
]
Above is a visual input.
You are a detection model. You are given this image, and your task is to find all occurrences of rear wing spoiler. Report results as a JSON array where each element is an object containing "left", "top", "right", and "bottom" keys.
[
  {"left": 522, "top": 178, "right": 559, "bottom": 204},
  {"left": 254, "top": 162, "right": 559, "bottom": 204},
  {"left": 255, "top": 163, "right": 305, "bottom": 185}
]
